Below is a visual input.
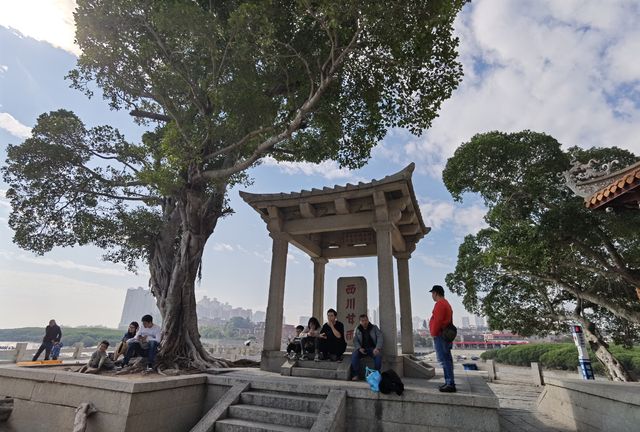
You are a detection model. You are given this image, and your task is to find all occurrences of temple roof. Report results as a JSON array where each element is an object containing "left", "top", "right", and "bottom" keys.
[
  {"left": 240, "top": 163, "right": 430, "bottom": 259},
  {"left": 585, "top": 161, "right": 640, "bottom": 210}
]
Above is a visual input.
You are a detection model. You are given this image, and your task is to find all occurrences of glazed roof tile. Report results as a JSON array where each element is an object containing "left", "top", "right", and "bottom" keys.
[{"left": 586, "top": 161, "right": 640, "bottom": 209}]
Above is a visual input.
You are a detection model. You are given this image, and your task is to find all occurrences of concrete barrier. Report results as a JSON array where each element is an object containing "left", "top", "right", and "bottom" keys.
[
  {"left": 0, "top": 367, "right": 207, "bottom": 432},
  {"left": 531, "top": 362, "right": 544, "bottom": 386},
  {"left": 537, "top": 377, "right": 640, "bottom": 432}
]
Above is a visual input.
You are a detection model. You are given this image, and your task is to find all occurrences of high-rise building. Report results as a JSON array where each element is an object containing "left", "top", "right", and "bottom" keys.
[
  {"left": 118, "top": 287, "right": 161, "bottom": 329},
  {"left": 461, "top": 316, "right": 470, "bottom": 329},
  {"left": 475, "top": 315, "right": 485, "bottom": 329}
]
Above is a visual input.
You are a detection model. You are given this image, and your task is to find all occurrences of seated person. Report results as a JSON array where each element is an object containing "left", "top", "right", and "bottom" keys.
[
  {"left": 122, "top": 314, "right": 161, "bottom": 371},
  {"left": 114, "top": 321, "right": 139, "bottom": 363},
  {"left": 351, "top": 314, "right": 383, "bottom": 380},
  {"left": 285, "top": 325, "right": 305, "bottom": 359},
  {"left": 301, "top": 317, "right": 322, "bottom": 360},
  {"left": 80, "top": 340, "right": 115, "bottom": 373},
  {"left": 50, "top": 339, "right": 63, "bottom": 360},
  {"left": 318, "top": 308, "right": 347, "bottom": 362}
]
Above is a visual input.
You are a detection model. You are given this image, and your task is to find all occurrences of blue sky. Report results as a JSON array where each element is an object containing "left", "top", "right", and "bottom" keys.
[{"left": 1, "top": 0, "right": 640, "bottom": 329}]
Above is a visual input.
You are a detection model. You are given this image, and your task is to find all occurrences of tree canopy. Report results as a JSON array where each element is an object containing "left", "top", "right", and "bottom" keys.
[
  {"left": 443, "top": 130, "right": 640, "bottom": 380},
  {"left": 3, "top": 0, "right": 467, "bottom": 369}
]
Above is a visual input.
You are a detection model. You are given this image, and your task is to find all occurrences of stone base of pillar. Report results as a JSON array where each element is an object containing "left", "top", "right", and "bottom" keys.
[
  {"left": 382, "top": 355, "right": 404, "bottom": 377},
  {"left": 260, "top": 350, "right": 286, "bottom": 373}
]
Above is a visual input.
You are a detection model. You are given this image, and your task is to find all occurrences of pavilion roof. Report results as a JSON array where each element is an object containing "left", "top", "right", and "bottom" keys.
[
  {"left": 585, "top": 161, "right": 640, "bottom": 210},
  {"left": 239, "top": 163, "right": 429, "bottom": 258}
]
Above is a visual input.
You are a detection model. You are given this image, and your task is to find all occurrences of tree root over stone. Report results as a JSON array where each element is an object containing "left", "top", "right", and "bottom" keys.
[{"left": 72, "top": 403, "right": 97, "bottom": 432}]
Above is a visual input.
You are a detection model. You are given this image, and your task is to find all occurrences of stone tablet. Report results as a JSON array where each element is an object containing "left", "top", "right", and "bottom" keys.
[{"left": 337, "top": 277, "right": 367, "bottom": 348}]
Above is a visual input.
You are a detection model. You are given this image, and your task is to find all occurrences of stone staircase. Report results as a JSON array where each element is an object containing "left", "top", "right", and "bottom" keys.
[
  {"left": 191, "top": 383, "right": 346, "bottom": 432},
  {"left": 282, "top": 358, "right": 350, "bottom": 381},
  {"left": 215, "top": 389, "right": 324, "bottom": 431}
]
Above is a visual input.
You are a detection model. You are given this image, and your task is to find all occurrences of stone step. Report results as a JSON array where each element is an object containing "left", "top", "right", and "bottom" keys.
[
  {"left": 227, "top": 404, "right": 317, "bottom": 429},
  {"left": 214, "top": 418, "right": 309, "bottom": 432},
  {"left": 290, "top": 367, "right": 339, "bottom": 380},
  {"left": 240, "top": 391, "right": 323, "bottom": 413},
  {"left": 295, "top": 359, "right": 344, "bottom": 370}
]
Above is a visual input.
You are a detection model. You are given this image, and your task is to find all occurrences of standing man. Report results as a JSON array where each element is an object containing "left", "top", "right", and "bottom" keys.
[
  {"left": 351, "top": 314, "right": 383, "bottom": 380},
  {"left": 429, "top": 285, "right": 456, "bottom": 393},
  {"left": 318, "top": 308, "right": 347, "bottom": 361},
  {"left": 32, "top": 319, "right": 62, "bottom": 361}
]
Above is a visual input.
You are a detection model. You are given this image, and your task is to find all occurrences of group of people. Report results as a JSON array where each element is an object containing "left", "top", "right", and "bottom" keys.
[
  {"left": 32, "top": 315, "right": 162, "bottom": 374},
  {"left": 30, "top": 284, "right": 457, "bottom": 391},
  {"left": 285, "top": 308, "right": 384, "bottom": 381},
  {"left": 285, "top": 284, "right": 457, "bottom": 392}
]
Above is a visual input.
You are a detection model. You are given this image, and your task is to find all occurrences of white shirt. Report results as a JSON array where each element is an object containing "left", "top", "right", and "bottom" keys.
[{"left": 129, "top": 323, "right": 162, "bottom": 343}]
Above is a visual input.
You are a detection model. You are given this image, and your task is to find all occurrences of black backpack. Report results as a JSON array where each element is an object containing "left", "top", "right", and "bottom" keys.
[{"left": 379, "top": 369, "right": 405, "bottom": 395}]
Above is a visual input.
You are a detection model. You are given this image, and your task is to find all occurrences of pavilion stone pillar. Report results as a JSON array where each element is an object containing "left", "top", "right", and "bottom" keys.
[
  {"left": 311, "top": 257, "right": 328, "bottom": 321},
  {"left": 396, "top": 252, "right": 414, "bottom": 355},
  {"left": 261, "top": 233, "right": 289, "bottom": 372},
  {"left": 373, "top": 222, "right": 398, "bottom": 360}
]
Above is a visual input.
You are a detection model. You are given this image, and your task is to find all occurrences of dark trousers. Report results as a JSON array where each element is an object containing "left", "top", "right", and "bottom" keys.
[
  {"left": 122, "top": 340, "right": 159, "bottom": 367},
  {"left": 351, "top": 348, "right": 382, "bottom": 376},
  {"left": 32, "top": 341, "right": 53, "bottom": 361},
  {"left": 319, "top": 338, "right": 346, "bottom": 357},
  {"left": 302, "top": 336, "right": 319, "bottom": 355}
]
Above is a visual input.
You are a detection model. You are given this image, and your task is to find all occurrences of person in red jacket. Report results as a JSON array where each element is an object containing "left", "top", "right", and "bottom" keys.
[{"left": 429, "top": 285, "right": 456, "bottom": 392}]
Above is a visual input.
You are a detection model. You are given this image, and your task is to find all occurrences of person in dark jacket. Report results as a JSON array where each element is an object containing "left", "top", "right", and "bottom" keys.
[
  {"left": 32, "top": 319, "right": 62, "bottom": 361},
  {"left": 318, "top": 309, "right": 347, "bottom": 361},
  {"left": 351, "top": 314, "right": 383, "bottom": 380}
]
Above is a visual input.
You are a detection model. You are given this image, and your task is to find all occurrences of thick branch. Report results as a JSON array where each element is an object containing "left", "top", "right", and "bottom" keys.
[{"left": 129, "top": 109, "right": 171, "bottom": 122}]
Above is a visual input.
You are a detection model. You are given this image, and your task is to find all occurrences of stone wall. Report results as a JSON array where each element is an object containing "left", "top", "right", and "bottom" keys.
[
  {"left": 537, "top": 377, "right": 640, "bottom": 432},
  {"left": 0, "top": 367, "right": 207, "bottom": 432}
]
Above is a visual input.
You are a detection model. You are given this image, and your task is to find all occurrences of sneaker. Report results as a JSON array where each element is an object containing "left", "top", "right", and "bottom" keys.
[
  {"left": 314, "top": 354, "right": 320, "bottom": 362},
  {"left": 351, "top": 376, "right": 359, "bottom": 381},
  {"left": 284, "top": 352, "right": 290, "bottom": 358},
  {"left": 439, "top": 385, "right": 456, "bottom": 393}
]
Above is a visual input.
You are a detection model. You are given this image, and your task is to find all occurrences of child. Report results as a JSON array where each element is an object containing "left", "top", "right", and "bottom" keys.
[
  {"left": 80, "top": 340, "right": 114, "bottom": 373},
  {"left": 50, "top": 339, "right": 63, "bottom": 360},
  {"left": 285, "top": 325, "right": 305, "bottom": 359}
]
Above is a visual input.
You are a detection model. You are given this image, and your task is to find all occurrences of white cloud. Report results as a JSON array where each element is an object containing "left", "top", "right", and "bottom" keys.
[
  {"left": 0, "top": 113, "right": 31, "bottom": 139},
  {"left": 262, "top": 157, "right": 354, "bottom": 180},
  {"left": 416, "top": 255, "right": 452, "bottom": 270},
  {"left": 401, "top": 0, "right": 640, "bottom": 178},
  {"left": 0, "top": 1, "right": 80, "bottom": 56},
  {"left": 0, "top": 251, "right": 131, "bottom": 277},
  {"left": 420, "top": 200, "right": 487, "bottom": 236},
  {"left": 328, "top": 259, "right": 356, "bottom": 268},
  {"left": 212, "top": 243, "right": 234, "bottom": 252}
]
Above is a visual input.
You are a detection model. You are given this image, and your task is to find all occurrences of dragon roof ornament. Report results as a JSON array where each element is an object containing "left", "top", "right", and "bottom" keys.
[{"left": 560, "top": 158, "right": 620, "bottom": 198}]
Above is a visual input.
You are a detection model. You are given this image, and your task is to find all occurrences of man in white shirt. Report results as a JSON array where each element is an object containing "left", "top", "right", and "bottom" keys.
[{"left": 122, "top": 314, "right": 162, "bottom": 371}]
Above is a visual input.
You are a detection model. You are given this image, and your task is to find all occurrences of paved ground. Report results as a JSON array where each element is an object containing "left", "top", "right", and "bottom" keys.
[{"left": 488, "top": 380, "right": 573, "bottom": 432}]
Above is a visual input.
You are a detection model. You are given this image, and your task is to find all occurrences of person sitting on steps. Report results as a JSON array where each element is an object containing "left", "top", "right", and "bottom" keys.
[
  {"left": 285, "top": 325, "right": 305, "bottom": 359},
  {"left": 301, "top": 317, "right": 322, "bottom": 360},
  {"left": 318, "top": 308, "right": 347, "bottom": 362},
  {"left": 351, "top": 314, "right": 383, "bottom": 380}
]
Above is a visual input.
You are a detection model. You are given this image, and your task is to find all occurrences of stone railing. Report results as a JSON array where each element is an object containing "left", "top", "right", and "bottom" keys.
[{"left": 0, "top": 343, "right": 94, "bottom": 364}]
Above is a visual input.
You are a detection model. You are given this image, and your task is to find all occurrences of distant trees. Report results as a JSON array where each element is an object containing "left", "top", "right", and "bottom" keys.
[{"left": 443, "top": 130, "right": 640, "bottom": 381}]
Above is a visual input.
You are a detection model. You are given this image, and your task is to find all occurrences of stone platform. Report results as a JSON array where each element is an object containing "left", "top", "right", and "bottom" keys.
[{"left": 0, "top": 365, "right": 499, "bottom": 431}]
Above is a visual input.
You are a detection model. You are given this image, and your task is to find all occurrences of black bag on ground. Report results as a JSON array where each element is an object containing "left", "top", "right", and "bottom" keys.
[
  {"left": 379, "top": 369, "right": 405, "bottom": 395},
  {"left": 442, "top": 323, "right": 457, "bottom": 343}
]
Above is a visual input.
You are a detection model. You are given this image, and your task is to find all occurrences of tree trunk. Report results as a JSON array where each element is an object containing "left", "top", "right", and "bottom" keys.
[
  {"left": 575, "top": 315, "right": 635, "bottom": 382},
  {"left": 149, "top": 184, "right": 230, "bottom": 370}
]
